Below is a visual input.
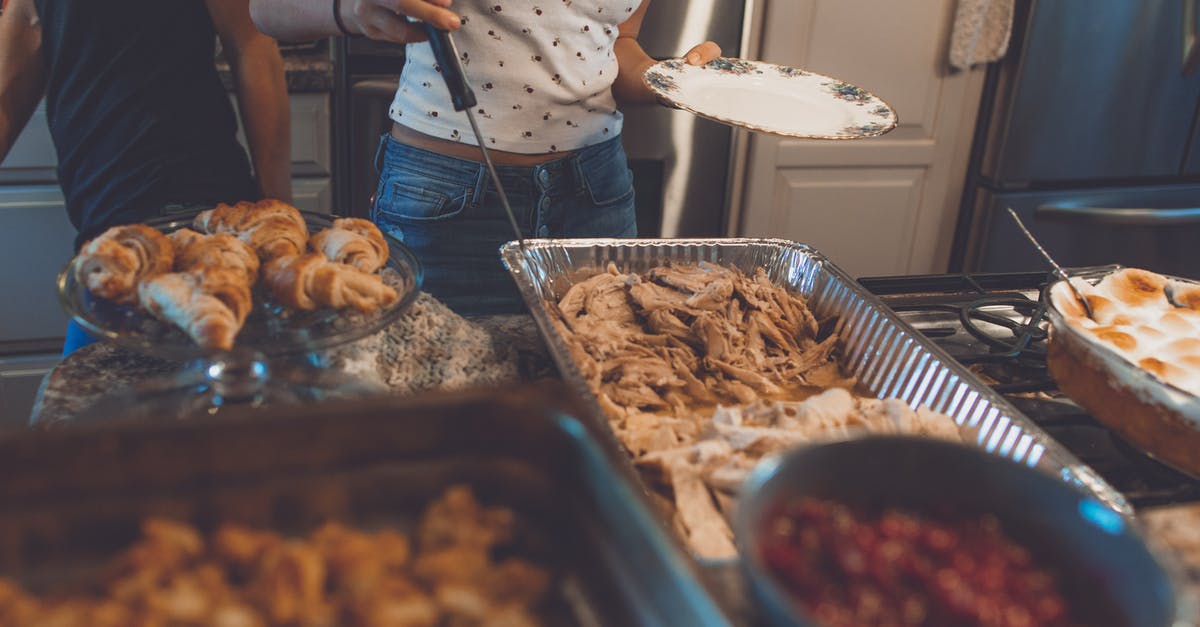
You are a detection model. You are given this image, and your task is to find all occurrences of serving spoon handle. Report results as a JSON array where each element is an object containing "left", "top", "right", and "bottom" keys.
[{"left": 1006, "top": 207, "right": 1095, "bottom": 320}]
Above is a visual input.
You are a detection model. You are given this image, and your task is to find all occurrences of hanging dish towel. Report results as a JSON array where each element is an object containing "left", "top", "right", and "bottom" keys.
[{"left": 948, "top": 0, "right": 1015, "bottom": 70}]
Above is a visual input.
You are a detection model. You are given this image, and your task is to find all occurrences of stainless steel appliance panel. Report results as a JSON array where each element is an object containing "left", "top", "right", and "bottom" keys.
[
  {"left": 971, "top": 185, "right": 1200, "bottom": 276},
  {"left": 347, "top": 76, "right": 399, "bottom": 218},
  {"left": 983, "top": 0, "right": 1200, "bottom": 184},
  {"left": 622, "top": 0, "right": 745, "bottom": 237}
]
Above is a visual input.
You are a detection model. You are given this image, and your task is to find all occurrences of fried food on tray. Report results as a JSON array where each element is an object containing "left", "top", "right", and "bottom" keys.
[
  {"left": 195, "top": 198, "right": 309, "bottom": 261},
  {"left": 263, "top": 252, "right": 399, "bottom": 314},
  {"left": 74, "top": 224, "right": 174, "bottom": 305},
  {"left": 548, "top": 262, "right": 963, "bottom": 558},
  {"left": 310, "top": 217, "right": 390, "bottom": 274},
  {"left": 0, "top": 486, "right": 548, "bottom": 627}
]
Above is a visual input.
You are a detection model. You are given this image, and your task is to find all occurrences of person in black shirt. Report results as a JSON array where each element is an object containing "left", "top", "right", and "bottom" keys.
[{"left": 0, "top": 0, "right": 291, "bottom": 354}]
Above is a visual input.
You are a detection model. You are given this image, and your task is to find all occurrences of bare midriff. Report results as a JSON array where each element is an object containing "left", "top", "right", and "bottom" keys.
[{"left": 389, "top": 122, "right": 571, "bottom": 166}]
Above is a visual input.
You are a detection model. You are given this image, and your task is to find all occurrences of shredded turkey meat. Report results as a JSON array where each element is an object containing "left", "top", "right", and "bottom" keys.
[
  {"left": 0, "top": 486, "right": 548, "bottom": 627},
  {"left": 551, "top": 262, "right": 844, "bottom": 424},
  {"left": 549, "top": 262, "right": 964, "bottom": 559}
]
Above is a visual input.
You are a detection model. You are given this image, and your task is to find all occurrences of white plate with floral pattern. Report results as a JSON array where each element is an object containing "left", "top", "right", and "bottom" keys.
[{"left": 643, "top": 58, "right": 897, "bottom": 139}]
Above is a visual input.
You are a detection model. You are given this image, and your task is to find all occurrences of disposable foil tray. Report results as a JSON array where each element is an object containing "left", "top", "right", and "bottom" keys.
[
  {"left": 501, "top": 238, "right": 1130, "bottom": 517},
  {"left": 0, "top": 385, "right": 730, "bottom": 627}
]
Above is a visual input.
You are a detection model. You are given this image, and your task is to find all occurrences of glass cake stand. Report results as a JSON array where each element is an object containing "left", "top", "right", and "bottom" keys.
[{"left": 58, "top": 211, "right": 423, "bottom": 422}]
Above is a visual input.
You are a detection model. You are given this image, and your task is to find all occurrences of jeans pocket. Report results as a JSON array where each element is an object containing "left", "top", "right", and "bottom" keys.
[
  {"left": 579, "top": 150, "right": 635, "bottom": 207},
  {"left": 374, "top": 167, "right": 473, "bottom": 222}
]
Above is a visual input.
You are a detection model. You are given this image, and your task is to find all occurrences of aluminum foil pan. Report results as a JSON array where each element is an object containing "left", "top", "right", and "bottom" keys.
[{"left": 501, "top": 238, "right": 1131, "bottom": 519}]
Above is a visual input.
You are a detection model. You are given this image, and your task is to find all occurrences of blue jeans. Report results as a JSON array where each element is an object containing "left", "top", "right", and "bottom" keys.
[
  {"left": 62, "top": 320, "right": 98, "bottom": 357},
  {"left": 371, "top": 134, "right": 637, "bottom": 315}
]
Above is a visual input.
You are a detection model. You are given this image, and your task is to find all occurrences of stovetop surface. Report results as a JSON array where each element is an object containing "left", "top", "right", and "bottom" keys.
[{"left": 858, "top": 272, "right": 1200, "bottom": 510}]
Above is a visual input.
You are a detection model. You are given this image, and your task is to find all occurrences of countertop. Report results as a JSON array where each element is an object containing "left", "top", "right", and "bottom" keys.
[
  {"left": 24, "top": 292, "right": 1200, "bottom": 624},
  {"left": 216, "top": 49, "right": 334, "bottom": 92},
  {"left": 30, "top": 292, "right": 554, "bottom": 427}
]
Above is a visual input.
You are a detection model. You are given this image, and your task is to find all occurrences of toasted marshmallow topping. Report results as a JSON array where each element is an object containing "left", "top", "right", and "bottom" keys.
[{"left": 1051, "top": 268, "right": 1200, "bottom": 396}]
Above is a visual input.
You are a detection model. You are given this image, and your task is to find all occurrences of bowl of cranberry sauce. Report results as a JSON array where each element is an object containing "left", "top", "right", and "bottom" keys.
[{"left": 733, "top": 436, "right": 1194, "bottom": 627}]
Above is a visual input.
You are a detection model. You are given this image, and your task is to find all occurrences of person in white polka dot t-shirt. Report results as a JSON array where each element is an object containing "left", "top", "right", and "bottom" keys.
[{"left": 252, "top": 0, "right": 719, "bottom": 314}]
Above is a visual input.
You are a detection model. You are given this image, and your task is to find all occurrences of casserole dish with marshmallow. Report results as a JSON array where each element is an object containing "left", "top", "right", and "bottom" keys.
[{"left": 1046, "top": 267, "right": 1200, "bottom": 478}]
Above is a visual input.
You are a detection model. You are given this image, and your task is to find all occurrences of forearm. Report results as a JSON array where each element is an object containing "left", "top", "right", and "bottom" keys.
[
  {"left": 250, "top": 0, "right": 459, "bottom": 43},
  {"left": 0, "top": 2, "right": 46, "bottom": 164},
  {"left": 249, "top": 0, "right": 337, "bottom": 41},
  {"left": 229, "top": 39, "right": 293, "bottom": 202},
  {"left": 611, "top": 36, "right": 658, "bottom": 106}
]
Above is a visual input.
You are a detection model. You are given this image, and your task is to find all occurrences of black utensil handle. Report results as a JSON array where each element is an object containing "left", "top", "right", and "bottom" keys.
[{"left": 421, "top": 23, "right": 477, "bottom": 111}]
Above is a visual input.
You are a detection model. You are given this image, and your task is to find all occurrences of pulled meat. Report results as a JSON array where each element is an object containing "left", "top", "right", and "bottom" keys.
[
  {"left": 549, "top": 262, "right": 963, "bottom": 559},
  {"left": 552, "top": 262, "right": 847, "bottom": 426}
]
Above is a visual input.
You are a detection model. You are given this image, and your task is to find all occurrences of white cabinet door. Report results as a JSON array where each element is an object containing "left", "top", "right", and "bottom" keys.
[
  {"left": 0, "top": 101, "right": 57, "bottom": 184},
  {"left": 0, "top": 186, "right": 73, "bottom": 343},
  {"left": 738, "top": 0, "right": 986, "bottom": 277},
  {"left": 0, "top": 354, "right": 59, "bottom": 429},
  {"left": 229, "top": 92, "right": 332, "bottom": 178},
  {"left": 292, "top": 177, "right": 333, "bottom": 214}
]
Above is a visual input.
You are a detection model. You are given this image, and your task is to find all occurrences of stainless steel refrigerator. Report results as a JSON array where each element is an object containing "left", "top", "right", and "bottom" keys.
[{"left": 952, "top": 0, "right": 1200, "bottom": 277}]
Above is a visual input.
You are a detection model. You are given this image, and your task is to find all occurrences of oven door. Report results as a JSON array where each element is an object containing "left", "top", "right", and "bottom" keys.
[{"left": 969, "top": 185, "right": 1200, "bottom": 278}]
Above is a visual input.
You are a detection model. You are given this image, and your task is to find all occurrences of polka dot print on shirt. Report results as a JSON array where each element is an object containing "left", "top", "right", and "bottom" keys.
[{"left": 389, "top": 0, "right": 634, "bottom": 154}]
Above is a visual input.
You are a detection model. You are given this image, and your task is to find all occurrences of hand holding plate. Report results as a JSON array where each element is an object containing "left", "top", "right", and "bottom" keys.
[{"left": 683, "top": 40, "right": 722, "bottom": 66}]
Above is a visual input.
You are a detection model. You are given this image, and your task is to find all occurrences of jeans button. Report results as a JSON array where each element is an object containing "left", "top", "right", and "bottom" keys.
[
  {"left": 538, "top": 169, "right": 552, "bottom": 185},
  {"left": 537, "top": 225, "right": 549, "bottom": 237}
]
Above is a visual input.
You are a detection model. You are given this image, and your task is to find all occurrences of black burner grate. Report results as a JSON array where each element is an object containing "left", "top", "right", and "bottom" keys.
[{"left": 858, "top": 272, "right": 1200, "bottom": 510}]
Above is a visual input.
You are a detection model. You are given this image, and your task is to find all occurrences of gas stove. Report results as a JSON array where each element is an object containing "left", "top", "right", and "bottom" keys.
[{"left": 858, "top": 272, "right": 1200, "bottom": 510}]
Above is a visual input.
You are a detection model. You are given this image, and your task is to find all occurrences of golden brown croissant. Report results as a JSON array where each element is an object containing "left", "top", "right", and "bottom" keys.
[
  {"left": 262, "top": 253, "right": 399, "bottom": 314},
  {"left": 194, "top": 199, "right": 309, "bottom": 261},
  {"left": 137, "top": 273, "right": 243, "bottom": 351},
  {"left": 197, "top": 268, "right": 254, "bottom": 327},
  {"left": 309, "top": 218, "right": 390, "bottom": 273},
  {"left": 75, "top": 224, "right": 174, "bottom": 304},
  {"left": 169, "top": 228, "right": 260, "bottom": 285}
]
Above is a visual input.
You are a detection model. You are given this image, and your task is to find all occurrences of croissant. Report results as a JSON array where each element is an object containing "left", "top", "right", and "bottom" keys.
[
  {"left": 169, "top": 228, "right": 260, "bottom": 285},
  {"left": 309, "top": 218, "right": 390, "bottom": 273},
  {"left": 262, "top": 253, "right": 399, "bottom": 313},
  {"left": 75, "top": 224, "right": 174, "bottom": 304},
  {"left": 138, "top": 273, "right": 243, "bottom": 351},
  {"left": 194, "top": 199, "right": 309, "bottom": 261},
  {"left": 197, "top": 268, "right": 254, "bottom": 326}
]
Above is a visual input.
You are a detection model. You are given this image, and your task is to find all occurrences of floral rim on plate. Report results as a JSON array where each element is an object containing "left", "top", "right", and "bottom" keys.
[{"left": 643, "top": 57, "right": 898, "bottom": 140}]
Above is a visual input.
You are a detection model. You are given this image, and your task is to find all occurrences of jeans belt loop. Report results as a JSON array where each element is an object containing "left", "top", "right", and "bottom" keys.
[
  {"left": 373, "top": 132, "right": 390, "bottom": 174},
  {"left": 569, "top": 151, "right": 587, "bottom": 195},
  {"left": 471, "top": 163, "right": 489, "bottom": 207}
]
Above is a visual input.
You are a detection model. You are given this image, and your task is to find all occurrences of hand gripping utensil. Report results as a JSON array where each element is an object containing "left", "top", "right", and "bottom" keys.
[
  {"left": 421, "top": 24, "right": 526, "bottom": 249},
  {"left": 1006, "top": 207, "right": 1095, "bottom": 320}
]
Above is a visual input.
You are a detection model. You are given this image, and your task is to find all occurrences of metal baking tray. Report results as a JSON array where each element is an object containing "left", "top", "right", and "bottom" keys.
[
  {"left": 501, "top": 238, "right": 1131, "bottom": 518},
  {"left": 0, "top": 385, "right": 731, "bottom": 627}
]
